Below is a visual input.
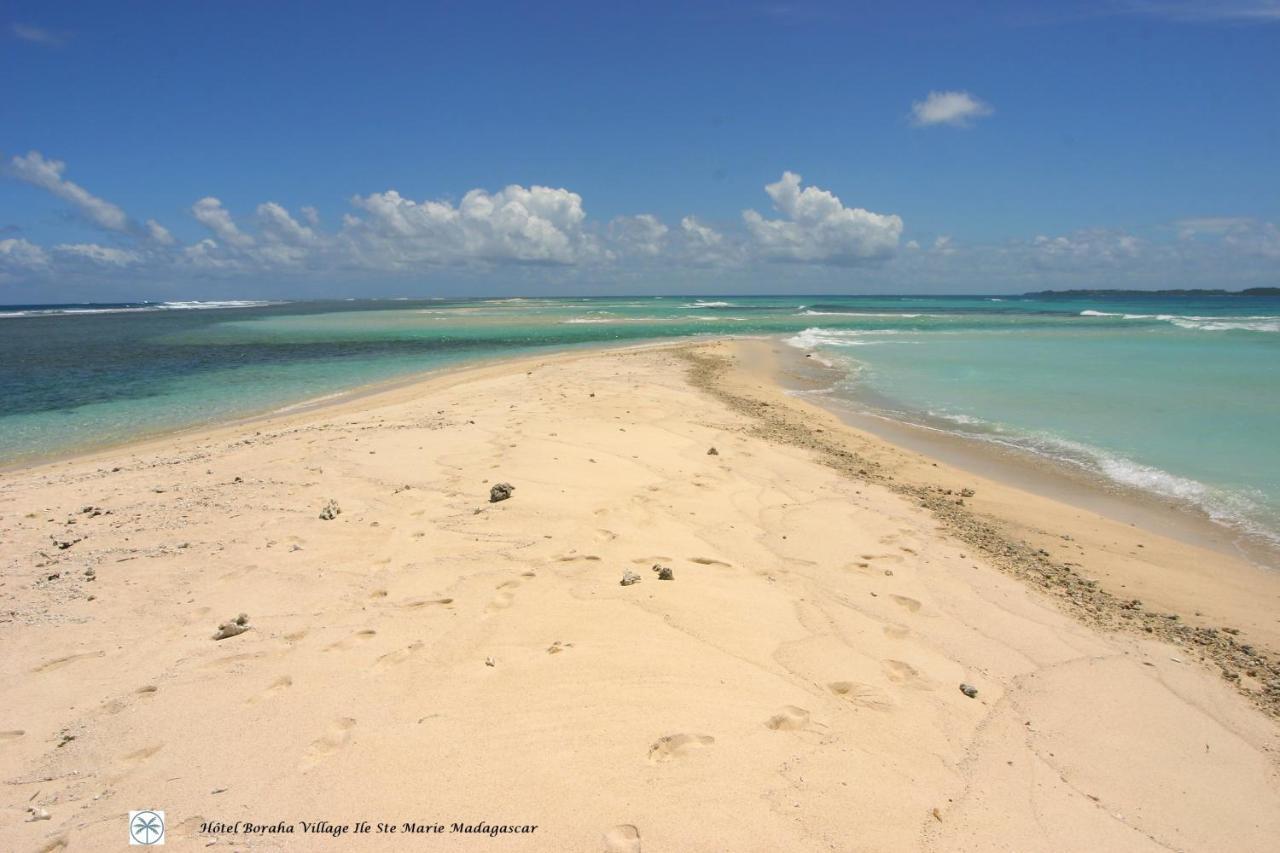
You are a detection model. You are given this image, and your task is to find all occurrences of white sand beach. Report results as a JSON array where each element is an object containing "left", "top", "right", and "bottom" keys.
[{"left": 3, "top": 340, "right": 1279, "bottom": 852}]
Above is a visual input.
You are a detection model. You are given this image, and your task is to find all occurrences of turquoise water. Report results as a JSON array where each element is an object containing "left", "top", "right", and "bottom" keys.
[{"left": 1, "top": 294, "right": 1277, "bottom": 548}]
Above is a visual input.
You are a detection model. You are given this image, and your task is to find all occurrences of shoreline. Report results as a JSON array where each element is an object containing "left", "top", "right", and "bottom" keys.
[
  {"left": 3, "top": 339, "right": 1278, "bottom": 850},
  {"left": 767, "top": 340, "right": 1280, "bottom": 571},
  {"left": 8, "top": 331, "right": 1273, "bottom": 577},
  {"left": 692, "top": 340, "right": 1280, "bottom": 704},
  {"left": 0, "top": 337, "right": 699, "bottom": 477}
]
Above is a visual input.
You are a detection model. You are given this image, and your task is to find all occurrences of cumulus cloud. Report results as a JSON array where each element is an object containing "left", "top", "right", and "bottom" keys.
[
  {"left": 9, "top": 151, "right": 130, "bottom": 232},
  {"left": 609, "top": 214, "right": 669, "bottom": 257},
  {"left": 7, "top": 151, "right": 1274, "bottom": 292},
  {"left": 743, "top": 172, "right": 903, "bottom": 264},
  {"left": 677, "top": 216, "right": 740, "bottom": 266},
  {"left": 1030, "top": 229, "right": 1142, "bottom": 268},
  {"left": 191, "top": 197, "right": 255, "bottom": 248},
  {"left": 257, "top": 202, "right": 317, "bottom": 246},
  {"left": 342, "top": 184, "right": 600, "bottom": 267},
  {"left": 910, "top": 91, "right": 993, "bottom": 127}
]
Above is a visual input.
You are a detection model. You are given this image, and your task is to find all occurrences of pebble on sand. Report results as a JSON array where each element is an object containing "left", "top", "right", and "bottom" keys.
[
  {"left": 620, "top": 570, "right": 642, "bottom": 586},
  {"left": 959, "top": 683, "right": 979, "bottom": 698},
  {"left": 490, "top": 482, "right": 515, "bottom": 503},
  {"left": 319, "top": 499, "right": 341, "bottom": 520},
  {"left": 707, "top": 447, "right": 719, "bottom": 456},
  {"left": 652, "top": 564, "right": 674, "bottom": 580},
  {"left": 212, "top": 613, "right": 250, "bottom": 641}
]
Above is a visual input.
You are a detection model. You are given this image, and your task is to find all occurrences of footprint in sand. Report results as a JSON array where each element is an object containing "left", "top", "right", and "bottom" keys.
[
  {"left": 202, "top": 651, "right": 264, "bottom": 670},
  {"left": 300, "top": 718, "right": 356, "bottom": 770},
  {"left": 0, "top": 729, "right": 25, "bottom": 742},
  {"left": 171, "top": 816, "right": 207, "bottom": 840},
  {"left": 602, "top": 824, "right": 642, "bottom": 853},
  {"left": 32, "top": 650, "right": 105, "bottom": 673},
  {"left": 398, "top": 597, "right": 454, "bottom": 609},
  {"left": 326, "top": 630, "right": 377, "bottom": 651},
  {"left": 556, "top": 554, "right": 602, "bottom": 563},
  {"left": 373, "top": 642, "right": 424, "bottom": 673},
  {"left": 122, "top": 743, "right": 164, "bottom": 764},
  {"left": 689, "top": 557, "right": 730, "bottom": 567},
  {"left": 246, "top": 675, "right": 293, "bottom": 704},
  {"left": 112, "top": 743, "right": 164, "bottom": 780},
  {"left": 764, "top": 706, "right": 811, "bottom": 731},
  {"left": 889, "top": 594, "right": 922, "bottom": 613},
  {"left": 882, "top": 659, "right": 934, "bottom": 690},
  {"left": 882, "top": 624, "right": 911, "bottom": 639},
  {"left": 828, "top": 681, "right": 894, "bottom": 710},
  {"left": 647, "top": 733, "right": 714, "bottom": 763},
  {"left": 487, "top": 580, "right": 521, "bottom": 611}
]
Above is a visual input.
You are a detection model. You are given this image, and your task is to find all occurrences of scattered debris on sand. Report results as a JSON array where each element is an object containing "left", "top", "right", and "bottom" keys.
[
  {"left": 319, "top": 499, "right": 341, "bottom": 520},
  {"left": 652, "top": 564, "right": 674, "bottom": 580},
  {"left": 51, "top": 534, "right": 82, "bottom": 550},
  {"left": 620, "top": 570, "right": 642, "bottom": 586}
]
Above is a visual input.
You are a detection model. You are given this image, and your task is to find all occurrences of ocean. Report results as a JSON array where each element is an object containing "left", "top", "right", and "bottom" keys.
[{"left": 2, "top": 294, "right": 1277, "bottom": 551}]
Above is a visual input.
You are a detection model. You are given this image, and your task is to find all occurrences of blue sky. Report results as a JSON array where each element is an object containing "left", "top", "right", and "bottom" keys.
[{"left": 2, "top": 1, "right": 1278, "bottom": 299}]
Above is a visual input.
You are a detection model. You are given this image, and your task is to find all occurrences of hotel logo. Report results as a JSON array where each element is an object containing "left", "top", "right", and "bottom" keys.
[{"left": 129, "top": 810, "right": 166, "bottom": 845}]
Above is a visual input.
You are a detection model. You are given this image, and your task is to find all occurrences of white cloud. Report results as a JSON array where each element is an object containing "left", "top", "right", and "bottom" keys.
[
  {"left": 5, "top": 155, "right": 1274, "bottom": 292},
  {"left": 192, "top": 197, "right": 255, "bottom": 248},
  {"left": 1175, "top": 216, "right": 1255, "bottom": 238},
  {"left": 12, "top": 23, "right": 64, "bottom": 46},
  {"left": 1030, "top": 229, "right": 1142, "bottom": 268},
  {"left": 181, "top": 238, "right": 242, "bottom": 272},
  {"left": 1221, "top": 220, "right": 1280, "bottom": 258},
  {"left": 53, "top": 243, "right": 141, "bottom": 266},
  {"left": 743, "top": 172, "right": 903, "bottom": 264},
  {"left": 1123, "top": 2, "right": 1280, "bottom": 23},
  {"left": 9, "top": 151, "right": 130, "bottom": 232},
  {"left": 342, "top": 184, "right": 600, "bottom": 267},
  {"left": 0, "top": 237, "right": 50, "bottom": 269},
  {"left": 257, "top": 202, "right": 317, "bottom": 246},
  {"left": 145, "top": 219, "right": 176, "bottom": 246},
  {"left": 677, "top": 216, "right": 740, "bottom": 266},
  {"left": 609, "top": 214, "right": 669, "bottom": 257},
  {"left": 910, "top": 91, "right": 994, "bottom": 127}
]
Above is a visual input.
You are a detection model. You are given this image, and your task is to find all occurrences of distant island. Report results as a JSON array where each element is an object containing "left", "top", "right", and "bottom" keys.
[{"left": 1025, "top": 288, "right": 1280, "bottom": 297}]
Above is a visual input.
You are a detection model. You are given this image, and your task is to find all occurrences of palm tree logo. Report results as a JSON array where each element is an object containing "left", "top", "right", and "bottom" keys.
[{"left": 129, "top": 810, "right": 165, "bottom": 845}]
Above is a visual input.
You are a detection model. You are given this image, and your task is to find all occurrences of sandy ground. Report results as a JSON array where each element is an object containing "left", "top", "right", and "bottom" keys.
[{"left": 2, "top": 340, "right": 1278, "bottom": 852}]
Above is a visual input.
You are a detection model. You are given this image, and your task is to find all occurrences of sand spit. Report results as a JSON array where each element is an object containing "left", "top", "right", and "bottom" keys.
[{"left": 2, "top": 341, "right": 1278, "bottom": 852}]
